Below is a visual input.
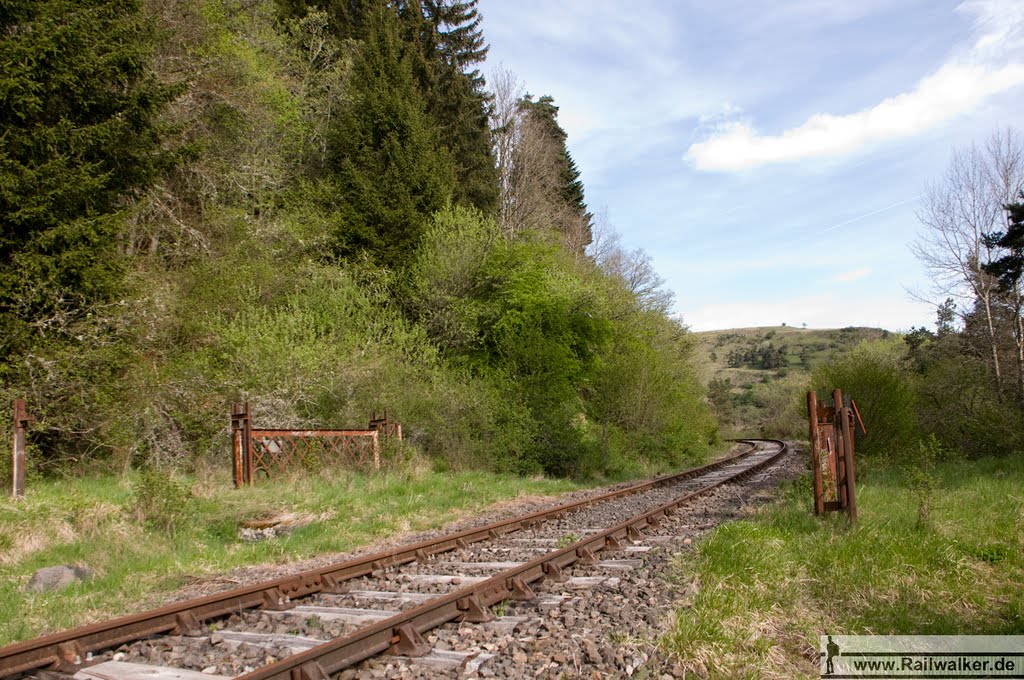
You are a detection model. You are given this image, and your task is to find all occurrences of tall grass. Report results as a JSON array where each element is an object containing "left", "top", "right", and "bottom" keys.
[{"left": 664, "top": 457, "right": 1024, "bottom": 678}]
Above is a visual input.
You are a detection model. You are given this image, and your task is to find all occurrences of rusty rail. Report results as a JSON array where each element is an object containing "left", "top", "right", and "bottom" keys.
[
  {"left": 0, "top": 440, "right": 775, "bottom": 677},
  {"left": 234, "top": 440, "right": 789, "bottom": 680}
]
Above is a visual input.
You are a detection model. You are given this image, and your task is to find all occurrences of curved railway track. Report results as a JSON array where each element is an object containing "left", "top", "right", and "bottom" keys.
[{"left": 1, "top": 439, "right": 789, "bottom": 680}]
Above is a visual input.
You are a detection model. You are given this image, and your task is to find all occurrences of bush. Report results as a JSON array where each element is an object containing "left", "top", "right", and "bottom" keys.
[
  {"left": 811, "top": 339, "right": 918, "bottom": 458},
  {"left": 915, "top": 355, "right": 1024, "bottom": 458},
  {"left": 131, "top": 468, "right": 194, "bottom": 535}
]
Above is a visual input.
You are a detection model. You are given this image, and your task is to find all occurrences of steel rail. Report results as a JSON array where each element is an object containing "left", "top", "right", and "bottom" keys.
[
  {"left": 232, "top": 439, "right": 790, "bottom": 680},
  {"left": 0, "top": 441, "right": 761, "bottom": 677}
]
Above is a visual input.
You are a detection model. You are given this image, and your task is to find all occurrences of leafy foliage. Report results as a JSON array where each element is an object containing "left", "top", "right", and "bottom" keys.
[
  {"left": 0, "top": 0, "right": 713, "bottom": 480},
  {"left": 811, "top": 339, "right": 919, "bottom": 458}
]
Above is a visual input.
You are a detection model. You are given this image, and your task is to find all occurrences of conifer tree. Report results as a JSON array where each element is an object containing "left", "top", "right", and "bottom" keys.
[
  {"left": 417, "top": 0, "right": 498, "bottom": 213},
  {"left": 276, "top": 0, "right": 381, "bottom": 40},
  {"left": 328, "top": 5, "right": 454, "bottom": 267},
  {"left": 0, "top": 0, "right": 177, "bottom": 359}
]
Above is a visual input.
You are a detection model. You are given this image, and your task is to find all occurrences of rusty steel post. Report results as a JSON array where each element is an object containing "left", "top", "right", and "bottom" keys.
[
  {"left": 832, "top": 389, "right": 848, "bottom": 509},
  {"left": 807, "top": 391, "right": 824, "bottom": 515},
  {"left": 231, "top": 403, "right": 253, "bottom": 488},
  {"left": 840, "top": 403, "right": 858, "bottom": 523},
  {"left": 241, "top": 403, "right": 251, "bottom": 483},
  {"left": 11, "top": 399, "right": 33, "bottom": 499},
  {"left": 231, "top": 403, "right": 243, "bottom": 488}
]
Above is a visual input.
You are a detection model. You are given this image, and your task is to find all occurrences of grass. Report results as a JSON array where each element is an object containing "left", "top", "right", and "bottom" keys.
[
  {"left": 663, "top": 455, "right": 1024, "bottom": 679},
  {"left": 0, "top": 468, "right": 592, "bottom": 646}
]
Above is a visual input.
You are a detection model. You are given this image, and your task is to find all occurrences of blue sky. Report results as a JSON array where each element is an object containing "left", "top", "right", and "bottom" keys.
[{"left": 476, "top": 0, "right": 1024, "bottom": 331}]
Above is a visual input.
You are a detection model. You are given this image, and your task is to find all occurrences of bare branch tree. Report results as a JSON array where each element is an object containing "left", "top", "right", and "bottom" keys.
[
  {"left": 589, "top": 217, "right": 674, "bottom": 314},
  {"left": 488, "top": 67, "right": 591, "bottom": 249},
  {"left": 913, "top": 128, "right": 1024, "bottom": 393}
]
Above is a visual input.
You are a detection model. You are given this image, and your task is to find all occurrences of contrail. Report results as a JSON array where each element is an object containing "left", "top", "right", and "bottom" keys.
[{"left": 816, "top": 194, "right": 922, "bottom": 236}]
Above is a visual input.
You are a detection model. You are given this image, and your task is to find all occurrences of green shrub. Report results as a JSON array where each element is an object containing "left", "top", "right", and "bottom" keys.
[
  {"left": 131, "top": 468, "right": 194, "bottom": 535},
  {"left": 811, "top": 338, "right": 918, "bottom": 457}
]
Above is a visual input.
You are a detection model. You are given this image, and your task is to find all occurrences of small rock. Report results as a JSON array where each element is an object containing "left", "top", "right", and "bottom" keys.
[
  {"left": 201, "top": 667, "right": 218, "bottom": 675},
  {"left": 25, "top": 565, "right": 93, "bottom": 592}
]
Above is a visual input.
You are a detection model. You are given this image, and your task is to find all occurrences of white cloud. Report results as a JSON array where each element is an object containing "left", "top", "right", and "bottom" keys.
[
  {"left": 833, "top": 267, "right": 873, "bottom": 283},
  {"left": 686, "top": 1, "right": 1024, "bottom": 172},
  {"left": 680, "top": 294, "right": 933, "bottom": 332}
]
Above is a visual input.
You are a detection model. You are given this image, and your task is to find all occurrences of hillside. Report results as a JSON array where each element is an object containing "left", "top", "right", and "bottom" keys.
[
  {"left": 693, "top": 326, "right": 890, "bottom": 437},
  {"left": 0, "top": 0, "right": 714, "bottom": 481}
]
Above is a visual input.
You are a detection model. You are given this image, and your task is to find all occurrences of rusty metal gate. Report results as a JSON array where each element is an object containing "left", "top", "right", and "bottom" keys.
[
  {"left": 231, "top": 403, "right": 400, "bottom": 487},
  {"left": 807, "top": 389, "right": 864, "bottom": 522}
]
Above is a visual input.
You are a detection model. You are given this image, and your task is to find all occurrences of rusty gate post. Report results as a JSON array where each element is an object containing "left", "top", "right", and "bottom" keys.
[
  {"left": 807, "top": 391, "right": 824, "bottom": 515},
  {"left": 231, "top": 403, "right": 253, "bottom": 488},
  {"left": 11, "top": 399, "right": 33, "bottom": 499},
  {"left": 832, "top": 389, "right": 848, "bottom": 510},
  {"left": 840, "top": 400, "right": 858, "bottom": 523}
]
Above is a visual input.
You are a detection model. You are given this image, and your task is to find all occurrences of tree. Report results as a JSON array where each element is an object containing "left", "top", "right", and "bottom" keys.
[
  {"left": 983, "top": 194, "right": 1024, "bottom": 401},
  {"left": 275, "top": 0, "right": 382, "bottom": 41},
  {"left": 328, "top": 5, "right": 454, "bottom": 267},
  {"left": 488, "top": 71, "right": 592, "bottom": 251},
  {"left": 417, "top": 0, "right": 498, "bottom": 213},
  {"left": 589, "top": 219, "right": 674, "bottom": 314},
  {"left": 0, "top": 0, "right": 178, "bottom": 361},
  {"left": 517, "top": 95, "right": 593, "bottom": 252},
  {"left": 912, "top": 129, "right": 1024, "bottom": 393}
]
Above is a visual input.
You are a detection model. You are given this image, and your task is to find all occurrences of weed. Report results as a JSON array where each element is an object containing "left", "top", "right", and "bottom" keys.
[
  {"left": 556, "top": 533, "right": 580, "bottom": 548},
  {"left": 131, "top": 468, "right": 195, "bottom": 536},
  {"left": 904, "top": 434, "right": 945, "bottom": 529}
]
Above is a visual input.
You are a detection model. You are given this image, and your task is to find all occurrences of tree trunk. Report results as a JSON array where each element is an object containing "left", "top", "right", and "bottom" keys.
[
  {"left": 1016, "top": 308, "right": 1024, "bottom": 404},
  {"left": 982, "top": 292, "right": 1003, "bottom": 389}
]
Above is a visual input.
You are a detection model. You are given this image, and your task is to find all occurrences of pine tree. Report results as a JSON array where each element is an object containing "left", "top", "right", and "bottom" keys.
[
  {"left": 984, "top": 196, "right": 1024, "bottom": 291},
  {"left": 328, "top": 5, "right": 454, "bottom": 267},
  {"left": 417, "top": 0, "right": 498, "bottom": 213},
  {"left": 0, "top": 0, "right": 178, "bottom": 358},
  {"left": 276, "top": 0, "right": 382, "bottom": 41}
]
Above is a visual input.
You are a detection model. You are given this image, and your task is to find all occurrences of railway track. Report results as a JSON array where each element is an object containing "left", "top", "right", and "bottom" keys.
[{"left": 2, "top": 439, "right": 789, "bottom": 680}]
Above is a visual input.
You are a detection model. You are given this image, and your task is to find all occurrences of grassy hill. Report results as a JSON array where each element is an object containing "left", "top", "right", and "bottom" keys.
[{"left": 692, "top": 326, "right": 890, "bottom": 437}]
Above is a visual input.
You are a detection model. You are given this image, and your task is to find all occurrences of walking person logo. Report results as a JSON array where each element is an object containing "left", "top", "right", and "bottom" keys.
[{"left": 825, "top": 635, "right": 840, "bottom": 676}]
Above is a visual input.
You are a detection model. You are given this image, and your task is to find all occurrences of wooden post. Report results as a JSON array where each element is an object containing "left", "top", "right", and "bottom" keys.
[
  {"left": 11, "top": 399, "right": 33, "bottom": 499},
  {"left": 807, "top": 391, "right": 824, "bottom": 515}
]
